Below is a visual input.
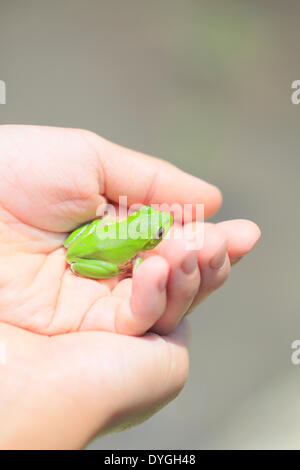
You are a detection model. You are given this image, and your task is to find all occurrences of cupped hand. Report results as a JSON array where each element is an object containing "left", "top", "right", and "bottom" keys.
[
  {"left": 0, "top": 125, "right": 260, "bottom": 449},
  {"left": 0, "top": 125, "right": 260, "bottom": 336}
]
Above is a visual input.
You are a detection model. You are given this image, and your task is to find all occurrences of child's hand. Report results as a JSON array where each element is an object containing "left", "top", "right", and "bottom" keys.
[
  {"left": 0, "top": 125, "right": 260, "bottom": 449},
  {"left": 0, "top": 125, "right": 260, "bottom": 336}
]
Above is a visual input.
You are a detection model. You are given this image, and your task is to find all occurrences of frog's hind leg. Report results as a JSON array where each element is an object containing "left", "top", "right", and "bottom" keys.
[{"left": 70, "top": 259, "right": 119, "bottom": 279}]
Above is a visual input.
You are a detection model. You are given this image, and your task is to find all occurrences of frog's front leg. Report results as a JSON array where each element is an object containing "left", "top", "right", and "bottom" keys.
[
  {"left": 70, "top": 258, "right": 119, "bottom": 279},
  {"left": 133, "top": 256, "right": 143, "bottom": 273}
]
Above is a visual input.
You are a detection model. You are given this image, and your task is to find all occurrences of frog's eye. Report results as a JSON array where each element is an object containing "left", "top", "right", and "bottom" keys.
[{"left": 156, "top": 227, "right": 165, "bottom": 239}]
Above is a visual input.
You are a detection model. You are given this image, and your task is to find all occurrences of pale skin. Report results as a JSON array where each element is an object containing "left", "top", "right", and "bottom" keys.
[{"left": 0, "top": 125, "right": 260, "bottom": 449}]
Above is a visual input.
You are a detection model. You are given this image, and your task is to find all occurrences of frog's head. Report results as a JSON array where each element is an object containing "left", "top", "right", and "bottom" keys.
[{"left": 132, "top": 205, "right": 173, "bottom": 250}]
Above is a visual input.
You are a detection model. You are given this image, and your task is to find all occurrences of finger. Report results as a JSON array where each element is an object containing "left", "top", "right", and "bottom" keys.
[
  {"left": 150, "top": 239, "right": 200, "bottom": 335},
  {"left": 86, "top": 132, "right": 222, "bottom": 219},
  {"left": 186, "top": 223, "right": 231, "bottom": 313},
  {"left": 115, "top": 256, "right": 170, "bottom": 336},
  {"left": 0, "top": 126, "right": 221, "bottom": 232},
  {"left": 186, "top": 219, "right": 261, "bottom": 314},
  {"left": 75, "top": 256, "right": 169, "bottom": 334},
  {"left": 217, "top": 219, "right": 261, "bottom": 263}
]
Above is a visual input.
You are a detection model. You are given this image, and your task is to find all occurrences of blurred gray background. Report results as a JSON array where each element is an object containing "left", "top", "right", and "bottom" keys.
[{"left": 1, "top": 0, "right": 299, "bottom": 449}]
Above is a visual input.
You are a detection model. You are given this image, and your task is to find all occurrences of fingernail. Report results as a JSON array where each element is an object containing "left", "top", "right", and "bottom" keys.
[
  {"left": 231, "top": 256, "right": 243, "bottom": 266},
  {"left": 181, "top": 253, "right": 198, "bottom": 275},
  {"left": 210, "top": 250, "right": 227, "bottom": 270}
]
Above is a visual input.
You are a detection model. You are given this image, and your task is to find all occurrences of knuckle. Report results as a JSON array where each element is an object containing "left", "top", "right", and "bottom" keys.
[{"left": 180, "top": 277, "right": 200, "bottom": 302}]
